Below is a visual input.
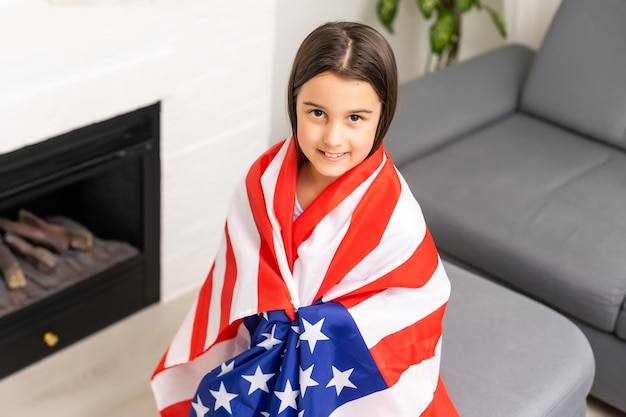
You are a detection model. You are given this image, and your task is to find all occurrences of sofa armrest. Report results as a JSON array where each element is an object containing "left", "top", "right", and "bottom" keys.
[{"left": 386, "top": 44, "right": 535, "bottom": 167}]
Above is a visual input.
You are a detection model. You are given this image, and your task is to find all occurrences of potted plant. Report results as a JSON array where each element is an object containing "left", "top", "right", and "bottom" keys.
[{"left": 377, "top": 0, "right": 507, "bottom": 72}]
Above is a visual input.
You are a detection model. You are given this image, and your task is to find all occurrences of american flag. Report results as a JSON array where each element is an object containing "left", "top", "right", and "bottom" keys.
[{"left": 151, "top": 137, "right": 458, "bottom": 416}]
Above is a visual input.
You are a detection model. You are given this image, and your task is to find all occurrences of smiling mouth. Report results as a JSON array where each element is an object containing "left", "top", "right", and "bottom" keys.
[{"left": 322, "top": 151, "right": 347, "bottom": 159}]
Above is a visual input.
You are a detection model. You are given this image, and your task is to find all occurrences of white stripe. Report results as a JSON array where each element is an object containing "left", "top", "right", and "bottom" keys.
[
  {"left": 322, "top": 176, "right": 426, "bottom": 302},
  {"left": 204, "top": 233, "right": 227, "bottom": 349},
  {"left": 163, "top": 297, "right": 197, "bottom": 368},
  {"left": 152, "top": 328, "right": 246, "bottom": 411},
  {"left": 328, "top": 338, "right": 443, "bottom": 416},
  {"left": 348, "top": 261, "right": 450, "bottom": 348},
  {"left": 257, "top": 139, "right": 304, "bottom": 308},
  {"left": 293, "top": 154, "right": 386, "bottom": 306},
  {"left": 227, "top": 178, "right": 262, "bottom": 321}
]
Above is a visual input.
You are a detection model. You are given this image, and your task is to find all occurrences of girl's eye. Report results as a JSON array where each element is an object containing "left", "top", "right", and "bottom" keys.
[
  {"left": 311, "top": 109, "right": 324, "bottom": 118},
  {"left": 349, "top": 115, "right": 362, "bottom": 123}
]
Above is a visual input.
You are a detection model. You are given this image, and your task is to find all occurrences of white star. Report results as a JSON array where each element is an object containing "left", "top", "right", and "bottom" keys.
[
  {"left": 261, "top": 312, "right": 269, "bottom": 321},
  {"left": 191, "top": 395, "right": 210, "bottom": 417},
  {"left": 218, "top": 359, "right": 235, "bottom": 376},
  {"left": 326, "top": 366, "right": 357, "bottom": 395},
  {"left": 257, "top": 324, "right": 282, "bottom": 350},
  {"left": 209, "top": 382, "right": 238, "bottom": 414},
  {"left": 274, "top": 379, "right": 299, "bottom": 413},
  {"left": 241, "top": 365, "right": 275, "bottom": 394},
  {"left": 299, "top": 364, "right": 319, "bottom": 397},
  {"left": 260, "top": 413, "right": 270, "bottom": 417},
  {"left": 291, "top": 324, "right": 301, "bottom": 347},
  {"left": 299, "top": 318, "right": 329, "bottom": 353},
  {"left": 299, "top": 411, "right": 305, "bottom": 417}
]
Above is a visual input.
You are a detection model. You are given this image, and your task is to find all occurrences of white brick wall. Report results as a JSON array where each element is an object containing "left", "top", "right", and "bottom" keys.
[{"left": 0, "top": 0, "right": 276, "bottom": 301}]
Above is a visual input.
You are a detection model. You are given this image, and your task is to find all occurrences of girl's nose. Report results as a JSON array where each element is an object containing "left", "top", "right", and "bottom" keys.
[{"left": 323, "top": 122, "right": 343, "bottom": 147}]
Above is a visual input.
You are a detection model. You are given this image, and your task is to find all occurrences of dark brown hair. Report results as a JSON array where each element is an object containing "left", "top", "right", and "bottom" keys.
[{"left": 287, "top": 22, "right": 398, "bottom": 155}]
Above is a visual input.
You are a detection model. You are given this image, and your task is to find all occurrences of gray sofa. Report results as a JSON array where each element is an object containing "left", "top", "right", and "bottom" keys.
[
  {"left": 440, "top": 261, "right": 594, "bottom": 417},
  {"left": 386, "top": 0, "right": 626, "bottom": 412}
]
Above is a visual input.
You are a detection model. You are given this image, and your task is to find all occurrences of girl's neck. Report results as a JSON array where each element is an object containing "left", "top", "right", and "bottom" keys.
[{"left": 296, "top": 161, "right": 335, "bottom": 210}]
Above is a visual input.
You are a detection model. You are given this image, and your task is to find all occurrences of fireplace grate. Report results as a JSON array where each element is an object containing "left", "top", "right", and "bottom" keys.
[{"left": 0, "top": 103, "right": 161, "bottom": 378}]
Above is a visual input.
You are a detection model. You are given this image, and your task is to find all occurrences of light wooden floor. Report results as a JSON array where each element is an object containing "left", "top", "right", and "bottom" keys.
[{"left": 0, "top": 288, "right": 623, "bottom": 417}]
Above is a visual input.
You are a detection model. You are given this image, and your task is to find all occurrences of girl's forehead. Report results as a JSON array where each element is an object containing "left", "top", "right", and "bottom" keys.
[
  {"left": 297, "top": 71, "right": 381, "bottom": 108},
  {"left": 301, "top": 71, "right": 370, "bottom": 88}
]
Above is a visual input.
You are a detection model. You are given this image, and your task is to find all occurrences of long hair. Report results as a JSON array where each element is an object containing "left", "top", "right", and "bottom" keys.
[{"left": 287, "top": 22, "right": 398, "bottom": 155}]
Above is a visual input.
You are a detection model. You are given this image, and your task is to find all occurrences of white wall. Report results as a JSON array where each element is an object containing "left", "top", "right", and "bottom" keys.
[
  {"left": 504, "top": 0, "right": 562, "bottom": 49},
  {"left": 270, "top": 0, "right": 506, "bottom": 142},
  {"left": 0, "top": 0, "right": 276, "bottom": 301},
  {"left": 0, "top": 0, "right": 535, "bottom": 303}
]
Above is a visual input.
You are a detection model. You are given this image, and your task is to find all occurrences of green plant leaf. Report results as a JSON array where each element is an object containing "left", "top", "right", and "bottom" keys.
[
  {"left": 454, "top": 0, "right": 473, "bottom": 13},
  {"left": 474, "top": 0, "right": 482, "bottom": 10},
  {"left": 430, "top": 9, "right": 455, "bottom": 54},
  {"left": 417, "top": 0, "right": 439, "bottom": 19},
  {"left": 377, "top": 0, "right": 400, "bottom": 33},
  {"left": 484, "top": 5, "right": 507, "bottom": 38}
]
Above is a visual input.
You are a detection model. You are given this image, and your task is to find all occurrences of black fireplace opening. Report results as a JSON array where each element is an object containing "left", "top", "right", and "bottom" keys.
[{"left": 0, "top": 103, "right": 160, "bottom": 378}]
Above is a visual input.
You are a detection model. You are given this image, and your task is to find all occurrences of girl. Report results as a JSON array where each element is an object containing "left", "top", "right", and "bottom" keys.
[{"left": 151, "top": 22, "right": 458, "bottom": 417}]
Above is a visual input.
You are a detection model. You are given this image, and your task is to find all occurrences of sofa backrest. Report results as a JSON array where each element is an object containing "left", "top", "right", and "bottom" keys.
[{"left": 520, "top": 0, "right": 626, "bottom": 150}]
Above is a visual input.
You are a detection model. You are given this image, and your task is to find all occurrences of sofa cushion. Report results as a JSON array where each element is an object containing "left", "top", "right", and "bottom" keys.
[
  {"left": 396, "top": 113, "right": 626, "bottom": 333},
  {"left": 441, "top": 261, "right": 594, "bottom": 417},
  {"left": 520, "top": 0, "right": 626, "bottom": 150}
]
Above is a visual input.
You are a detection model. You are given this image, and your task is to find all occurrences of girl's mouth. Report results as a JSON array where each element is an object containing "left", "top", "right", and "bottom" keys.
[{"left": 321, "top": 151, "right": 347, "bottom": 159}]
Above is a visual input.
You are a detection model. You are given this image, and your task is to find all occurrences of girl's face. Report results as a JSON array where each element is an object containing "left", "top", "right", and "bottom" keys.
[{"left": 296, "top": 71, "right": 382, "bottom": 188}]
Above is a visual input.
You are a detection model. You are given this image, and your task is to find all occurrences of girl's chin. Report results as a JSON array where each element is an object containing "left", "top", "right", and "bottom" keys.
[{"left": 310, "top": 166, "right": 347, "bottom": 182}]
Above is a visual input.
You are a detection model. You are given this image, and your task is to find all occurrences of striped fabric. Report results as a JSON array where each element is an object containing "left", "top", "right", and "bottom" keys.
[{"left": 151, "top": 137, "right": 458, "bottom": 416}]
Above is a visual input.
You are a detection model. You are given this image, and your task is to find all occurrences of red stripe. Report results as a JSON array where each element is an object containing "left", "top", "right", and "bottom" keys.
[
  {"left": 292, "top": 146, "right": 385, "bottom": 252},
  {"left": 313, "top": 156, "right": 400, "bottom": 301},
  {"left": 337, "top": 229, "right": 439, "bottom": 310},
  {"left": 189, "top": 264, "right": 215, "bottom": 359},
  {"left": 219, "top": 224, "right": 237, "bottom": 330},
  {"left": 189, "top": 222, "right": 239, "bottom": 359},
  {"left": 214, "top": 318, "right": 244, "bottom": 344},
  {"left": 274, "top": 138, "right": 298, "bottom": 269},
  {"left": 369, "top": 303, "right": 447, "bottom": 387},
  {"left": 257, "top": 248, "right": 297, "bottom": 320},
  {"left": 419, "top": 376, "right": 460, "bottom": 417},
  {"left": 245, "top": 141, "right": 296, "bottom": 317},
  {"left": 160, "top": 399, "right": 192, "bottom": 417}
]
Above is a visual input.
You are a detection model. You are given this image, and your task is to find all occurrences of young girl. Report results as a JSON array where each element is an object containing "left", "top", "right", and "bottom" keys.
[{"left": 151, "top": 22, "right": 458, "bottom": 417}]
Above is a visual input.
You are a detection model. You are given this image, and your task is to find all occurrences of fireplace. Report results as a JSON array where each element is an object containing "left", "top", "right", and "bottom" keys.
[{"left": 0, "top": 103, "right": 161, "bottom": 378}]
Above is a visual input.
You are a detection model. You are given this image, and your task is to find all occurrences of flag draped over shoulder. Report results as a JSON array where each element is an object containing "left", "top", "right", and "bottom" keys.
[{"left": 151, "top": 137, "right": 458, "bottom": 417}]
